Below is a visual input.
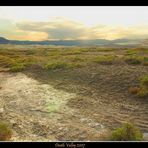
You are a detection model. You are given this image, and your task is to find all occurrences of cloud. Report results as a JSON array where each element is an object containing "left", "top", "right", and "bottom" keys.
[
  {"left": 1, "top": 18, "right": 148, "bottom": 40},
  {"left": 106, "top": 25, "right": 148, "bottom": 39},
  {"left": 16, "top": 18, "right": 118, "bottom": 40},
  {"left": 0, "top": 19, "right": 17, "bottom": 37},
  {"left": 9, "top": 31, "right": 48, "bottom": 41},
  {"left": 16, "top": 19, "right": 88, "bottom": 40}
]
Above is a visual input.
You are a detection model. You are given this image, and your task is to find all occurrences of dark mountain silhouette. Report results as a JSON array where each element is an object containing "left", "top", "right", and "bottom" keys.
[
  {"left": 0, "top": 37, "right": 9, "bottom": 44},
  {"left": 9, "top": 39, "right": 111, "bottom": 46},
  {"left": 0, "top": 36, "right": 145, "bottom": 46}
]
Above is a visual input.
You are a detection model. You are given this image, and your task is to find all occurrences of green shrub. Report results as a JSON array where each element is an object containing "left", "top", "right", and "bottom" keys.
[
  {"left": 44, "top": 62, "right": 82, "bottom": 70},
  {"left": 129, "top": 75, "right": 148, "bottom": 98},
  {"left": 0, "top": 55, "right": 14, "bottom": 68},
  {"left": 67, "top": 63, "right": 83, "bottom": 68},
  {"left": 143, "top": 57, "right": 148, "bottom": 66},
  {"left": 25, "top": 50, "right": 36, "bottom": 55},
  {"left": 44, "top": 62, "right": 67, "bottom": 70},
  {"left": 10, "top": 63, "right": 25, "bottom": 72},
  {"left": 60, "top": 50, "right": 82, "bottom": 55},
  {"left": 110, "top": 123, "right": 143, "bottom": 141},
  {"left": 126, "top": 48, "right": 148, "bottom": 56},
  {"left": 137, "top": 88, "right": 148, "bottom": 98},
  {"left": 128, "top": 86, "right": 148, "bottom": 98},
  {"left": 125, "top": 57, "right": 142, "bottom": 65},
  {"left": 94, "top": 56, "right": 115, "bottom": 65},
  {"left": 126, "top": 50, "right": 137, "bottom": 55},
  {"left": 0, "top": 122, "right": 12, "bottom": 141},
  {"left": 140, "top": 75, "right": 148, "bottom": 87},
  {"left": 137, "top": 75, "right": 148, "bottom": 97},
  {"left": 70, "top": 57, "right": 85, "bottom": 62}
]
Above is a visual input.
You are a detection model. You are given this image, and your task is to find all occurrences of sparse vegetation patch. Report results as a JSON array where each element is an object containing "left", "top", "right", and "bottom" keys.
[
  {"left": 0, "top": 122, "right": 12, "bottom": 141},
  {"left": 124, "top": 56, "right": 142, "bottom": 65},
  {"left": 93, "top": 55, "right": 116, "bottom": 65},
  {"left": 110, "top": 122, "right": 143, "bottom": 141},
  {"left": 129, "top": 74, "right": 148, "bottom": 98}
]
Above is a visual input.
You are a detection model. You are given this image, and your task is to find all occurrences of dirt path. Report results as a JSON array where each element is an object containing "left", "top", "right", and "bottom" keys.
[{"left": 0, "top": 72, "right": 108, "bottom": 141}]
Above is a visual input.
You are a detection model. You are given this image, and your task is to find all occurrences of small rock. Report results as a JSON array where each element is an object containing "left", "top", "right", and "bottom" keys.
[
  {"left": 0, "top": 108, "right": 4, "bottom": 113},
  {"left": 80, "top": 118, "right": 87, "bottom": 123},
  {"left": 10, "top": 119, "right": 16, "bottom": 125},
  {"left": 143, "top": 133, "right": 148, "bottom": 141},
  {"left": 58, "top": 127, "right": 63, "bottom": 131},
  {"left": 48, "top": 131, "right": 53, "bottom": 134}
]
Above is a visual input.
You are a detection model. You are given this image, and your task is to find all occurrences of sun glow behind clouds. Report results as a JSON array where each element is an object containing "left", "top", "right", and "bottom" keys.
[{"left": 0, "top": 6, "right": 148, "bottom": 41}]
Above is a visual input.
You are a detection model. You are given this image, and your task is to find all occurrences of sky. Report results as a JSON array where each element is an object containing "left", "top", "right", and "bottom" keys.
[{"left": 0, "top": 6, "right": 148, "bottom": 41}]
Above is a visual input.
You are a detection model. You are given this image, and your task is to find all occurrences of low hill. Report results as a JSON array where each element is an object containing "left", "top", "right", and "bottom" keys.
[
  {"left": 0, "top": 36, "right": 145, "bottom": 47},
  {"left": 0, "top": 37, "right": 9, "bottom": 44}
]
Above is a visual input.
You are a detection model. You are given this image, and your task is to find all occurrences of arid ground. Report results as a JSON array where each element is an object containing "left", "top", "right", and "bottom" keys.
[{"left": 0, "top": 45, "right": 148, "bottom": 141}]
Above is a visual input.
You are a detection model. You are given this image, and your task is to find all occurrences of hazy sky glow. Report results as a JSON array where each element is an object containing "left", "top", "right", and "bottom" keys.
[{"left": 0, "top": 6, "right": 148, "bottom": 41}]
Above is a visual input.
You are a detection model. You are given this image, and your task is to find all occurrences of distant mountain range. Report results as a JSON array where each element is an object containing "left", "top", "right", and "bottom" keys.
[
  {"left": 0, "top": 37, "right": 9, "bottom": 44},
  {"left": 0, "top": 36, "right": 147, "bottom": 47}
]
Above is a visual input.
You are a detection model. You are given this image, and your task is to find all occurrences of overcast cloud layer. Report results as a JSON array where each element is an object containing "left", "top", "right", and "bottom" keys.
[
  {"left": 0, "top": 6, "right": 148, "bottom": 41},
  {"left": 0, "top": 18, "right": 148, "bottom": 41}
]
